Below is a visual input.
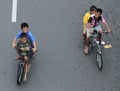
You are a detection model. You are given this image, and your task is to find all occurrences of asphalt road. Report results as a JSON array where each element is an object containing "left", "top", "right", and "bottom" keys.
[{"left": 0, "top": 0, "right": 120, "bottom": 91}]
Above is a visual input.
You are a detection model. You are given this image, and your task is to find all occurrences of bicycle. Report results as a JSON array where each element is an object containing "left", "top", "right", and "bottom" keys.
[
  {"left": 16, "top": 47, "right": 35, "bottom": 85},
  {"left": 17, "top": 53, "right": 26, "bottom": 85},
  {"left": 89, "top": 30, "right": 108, "bottom": 71}
]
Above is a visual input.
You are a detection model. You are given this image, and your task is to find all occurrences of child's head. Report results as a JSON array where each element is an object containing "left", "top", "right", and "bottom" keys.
[
  {"left": 20, "top": 33, "right": 28, "bottom": 43},
  {"left": 95, "top": 8, "right": 102, "bottom": 18},
  {"left": 21, "top": 23, "right": 29, "bottom": 33},
  {"left": 90, "top": 5, "right": 97, "bottom": 14}
]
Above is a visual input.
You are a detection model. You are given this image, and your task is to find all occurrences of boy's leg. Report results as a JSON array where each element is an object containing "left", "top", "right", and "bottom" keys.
[
  {"left": 94, "top": 25, "right": 104, "bottom": 43},
  {"left": 83, "top": 27, "right": 87, "bottom": 40},
  {"left": 24, "top": 55, "right": 31, "bottom": 72},
  {"left": 84, "top": 37, "right": 89, "bottom": 54},
  {"left": 94, "top": 25, "right": 103, "bottom": 33},
  {"left": 23, "top": 56, "right": 29, "bottom": 81},
  {"left": 84, "top": 28, "right": 92, "bottom": 54}
]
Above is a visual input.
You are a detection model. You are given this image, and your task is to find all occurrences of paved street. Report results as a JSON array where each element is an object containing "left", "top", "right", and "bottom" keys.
[{"left": 0, "top": 0, "right": 120, "bottom": 91}]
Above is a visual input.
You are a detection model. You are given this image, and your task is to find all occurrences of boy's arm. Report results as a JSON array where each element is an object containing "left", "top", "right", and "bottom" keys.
[
  {"left": 103, "top": 21, "right": 111, "bottom": 33},
  {"left": 12, "top": 37, "right": 17, "bottom": 48},
  {"left": 33, "top": 41, "right": 37, "bottom": 51},
  {"left": 87, "top": 17, "right": 93, "bottom": 33},
  {"left": 12, "top": 31, "right": 22, "bottom": 48},
  {"left": 101, "top": 16, "right": 111, "bottom": 33},
  {"left": 83, "top": 13, "right": 89, "bottom": 28},
  {"left": 28, "top": 32, "right": 37, "bottom": 52}
]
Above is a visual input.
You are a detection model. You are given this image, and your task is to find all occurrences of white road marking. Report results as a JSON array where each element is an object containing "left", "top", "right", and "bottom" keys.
[{"left": 11, "top": 0, "right": 18, "bottom": 22}]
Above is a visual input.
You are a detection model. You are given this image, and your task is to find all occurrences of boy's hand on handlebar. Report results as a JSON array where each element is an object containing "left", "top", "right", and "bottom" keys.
[
  {"left": 12, "top": 43, "right": 16, "bottom": 48},
  {"left": 107, "top": 29, "right": 111, "bottom": 33},
  {"left": 32, "top": 48, "right": 37, "bottom": 52},
  {"left": 21, "top": 48, "right": 24, "bottom": 51}
]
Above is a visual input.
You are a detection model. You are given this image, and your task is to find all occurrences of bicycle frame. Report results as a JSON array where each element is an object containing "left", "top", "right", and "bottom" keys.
[
  {"left": 90, "top": 30, "right": 104, "bottom": 53},
  {"left": 89, "top": 30, "right": 106, "bottom": 70},
  {"left": 19, "top": 56, "right": 25, "bottom": 66}
]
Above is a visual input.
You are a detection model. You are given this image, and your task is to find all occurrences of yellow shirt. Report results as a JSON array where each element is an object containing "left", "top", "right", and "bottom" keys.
[{"left": 83, "top": 12, "right": 91, "bottom": 30}]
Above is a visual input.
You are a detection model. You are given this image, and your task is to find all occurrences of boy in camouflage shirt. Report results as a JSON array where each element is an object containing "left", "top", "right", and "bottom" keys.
[
  {"left": 17, "top": 33, "right": 31, "bottom": 81},
  {"left": 17, "top": 33, "right": 31, "bottom": 57}
]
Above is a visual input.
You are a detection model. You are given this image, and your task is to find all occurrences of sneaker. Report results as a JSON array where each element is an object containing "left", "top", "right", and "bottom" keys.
[
  {"left": 96, "top": 41, "right": 99, "bottom": 44},
  {"left": 101, "top": 41, "right": 105, "bottom": 45}
]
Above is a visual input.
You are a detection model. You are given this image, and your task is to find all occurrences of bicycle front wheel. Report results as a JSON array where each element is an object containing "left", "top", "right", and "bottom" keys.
[
  {"left": 17, "top": 62, "right": 25, "bottom": 85},
  {"left": 96, "top": 52, "right": 103, "bottom": 71}
]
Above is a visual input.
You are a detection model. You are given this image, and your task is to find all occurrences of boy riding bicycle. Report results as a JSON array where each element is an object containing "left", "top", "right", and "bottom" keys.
[
  {"left": 12, "top": 23, "right": 37, "bottom": 59},
  {"left": 17, "top": 33, "right": 31, "bottom": 81},
  {"left": 84, "top": 8, "right": 111, "bottom": 54}
]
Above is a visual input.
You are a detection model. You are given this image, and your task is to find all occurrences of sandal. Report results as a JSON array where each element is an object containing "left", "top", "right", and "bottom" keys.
[{"left": 84, "top": 46, "right": 88, "bottom": 54}]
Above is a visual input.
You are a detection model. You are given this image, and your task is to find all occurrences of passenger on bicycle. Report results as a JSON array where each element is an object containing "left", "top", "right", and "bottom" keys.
[
  {"left": 83, "top": 5, "right": 97, "bottom": 40},
  {"left": 12, "top": 23, "right": 37, "bottom": 59},
  {"left": 84, "top": 8, "right": 111, "bottom": 54},
  {"left": 17, "top": 33, "right": 31, "bottom": 81}
]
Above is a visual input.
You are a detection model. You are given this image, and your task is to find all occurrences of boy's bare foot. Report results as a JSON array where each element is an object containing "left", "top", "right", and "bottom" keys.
[{"left": 14, "top": 55, "right": 21, "bottom": 60}]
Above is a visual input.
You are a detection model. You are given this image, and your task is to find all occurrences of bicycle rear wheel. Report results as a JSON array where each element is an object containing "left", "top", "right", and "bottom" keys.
[
  {"left": 96, "top": 52, "right": 103, "bottom": 71},
  {"left": 89, "top": 36, "right": 93, "bottom": 52},
  {"left": 17, "top": 62, "right": 25, "bottom": 85}
]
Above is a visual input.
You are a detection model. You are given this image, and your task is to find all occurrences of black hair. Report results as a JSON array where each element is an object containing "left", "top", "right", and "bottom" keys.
[
  {"left": 21, "top": 23, "right": 29, "bottom": 29},
  {"left": 96, "top": 8, "right": 102, "bottom": 15},
  {"left": 90, "top": 5, "right": 97, "bottom": 11},
  {"left": 20, "top": 33, "right": 27, "bottom": 38}
]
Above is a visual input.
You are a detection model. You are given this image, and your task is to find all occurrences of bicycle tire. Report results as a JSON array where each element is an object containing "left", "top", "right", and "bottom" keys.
[
  {"left": 17, "top": 62, "right": 25, "bottom": 85},
  {"left": 96, "top": 52, "right": 103, "bottom": 71},
  {"left": 89, "top": 36, "right": 93, "bottom": 52}
]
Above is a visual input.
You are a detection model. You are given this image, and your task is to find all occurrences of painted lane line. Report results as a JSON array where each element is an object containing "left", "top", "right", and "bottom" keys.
[{"left": 11, "top": 0, "right": 18, "bottom": 22}]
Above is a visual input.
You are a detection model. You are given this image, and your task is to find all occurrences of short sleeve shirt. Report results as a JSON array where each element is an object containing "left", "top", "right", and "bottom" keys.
[
  {"left": 88, "top": 14, "right": 106, "bottom": 28},
  {"left": 16, "top": 31, "right": 35, "bottom": 43}
]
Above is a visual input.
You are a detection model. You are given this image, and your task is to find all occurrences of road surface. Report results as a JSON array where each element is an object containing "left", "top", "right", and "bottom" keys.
[{"left": 0, "top": 0, "right": 120, "bottom": 91}]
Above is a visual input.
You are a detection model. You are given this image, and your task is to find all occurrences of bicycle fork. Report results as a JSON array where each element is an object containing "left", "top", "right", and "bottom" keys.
[{"left": 97, "top": 44, "right": 102, "bottom": 54}]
